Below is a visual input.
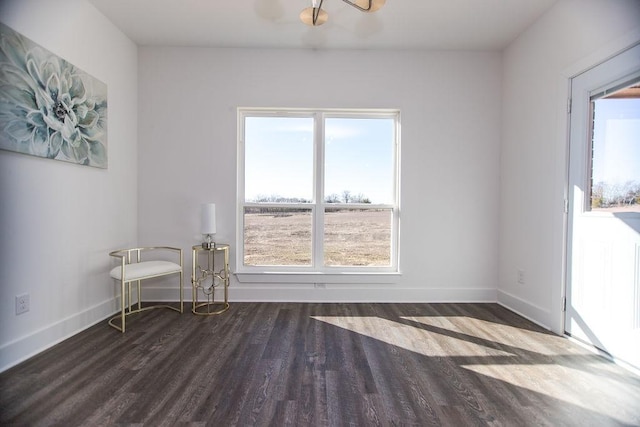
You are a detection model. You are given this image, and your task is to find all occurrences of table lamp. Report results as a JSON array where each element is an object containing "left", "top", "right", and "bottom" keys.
[{"left": 201, "top": 203, "right": 216, "bottom": 249}]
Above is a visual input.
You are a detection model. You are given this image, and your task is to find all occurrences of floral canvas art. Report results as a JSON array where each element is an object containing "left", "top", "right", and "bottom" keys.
[{"left": 0, "top": 23, "right": 107, "bottom": 168}]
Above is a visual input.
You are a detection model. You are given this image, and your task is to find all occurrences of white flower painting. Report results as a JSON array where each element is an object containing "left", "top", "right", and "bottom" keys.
[{"left": 0, "top": 23, "right": 107, "bottom": 168}]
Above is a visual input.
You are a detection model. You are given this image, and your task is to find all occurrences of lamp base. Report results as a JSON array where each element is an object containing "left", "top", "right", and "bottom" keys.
[{"left": 202, "top": 242, "right": 216, "bottom": 249}]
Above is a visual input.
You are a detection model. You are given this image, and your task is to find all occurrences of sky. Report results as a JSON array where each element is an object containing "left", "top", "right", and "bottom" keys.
[{"left": 244, "top": 115, "right": 396, "bottom": 204}]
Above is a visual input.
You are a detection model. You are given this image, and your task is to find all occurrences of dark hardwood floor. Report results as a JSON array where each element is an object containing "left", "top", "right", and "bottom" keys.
[{"left": 1, "top": 303, "right": 639, "bottom": 426}]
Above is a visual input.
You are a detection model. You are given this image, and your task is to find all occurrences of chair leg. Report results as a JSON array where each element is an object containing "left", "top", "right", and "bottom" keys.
[
  {"left": 127, "top": 282, "right": 132, "bottom": 313},
  {"left": 110, "top": 266, "right": 183, "bottom": 332},
  {"left": 179, "top": 270, "right": 184, "bottom": 313},
  {"left": 120, "top": 280, "right": 126, "bottom": 333}
]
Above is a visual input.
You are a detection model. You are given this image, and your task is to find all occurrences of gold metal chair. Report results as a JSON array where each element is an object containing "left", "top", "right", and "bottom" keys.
[{"left": 108, "top": 246, "right": 183, "bottom": 332}]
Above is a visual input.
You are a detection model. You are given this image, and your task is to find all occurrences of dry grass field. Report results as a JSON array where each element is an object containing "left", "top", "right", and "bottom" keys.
[{"left": 244, "top": 209, "right": 391, "bottom": 266}]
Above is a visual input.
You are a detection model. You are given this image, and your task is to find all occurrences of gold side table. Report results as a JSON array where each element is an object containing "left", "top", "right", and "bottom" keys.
[{"left": 191, "top": 244, "right": 230, "bottom": 315}]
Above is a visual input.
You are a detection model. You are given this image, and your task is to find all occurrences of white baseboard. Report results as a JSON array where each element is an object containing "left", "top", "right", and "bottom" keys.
[
  {"left": 232, "top": 286, "right": 498, "bottom": 303},
  {"left": 497, "top": 289, "right": 551, "bottom": 331},
  {"left": 0, "top": 298, "right": 117, "bottom": 373},
  {"left": 146, "top": 285, "right": 498, "bottom": 303}
]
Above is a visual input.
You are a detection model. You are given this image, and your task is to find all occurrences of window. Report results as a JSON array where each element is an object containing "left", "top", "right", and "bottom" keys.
[
  {"left": 237, "top": 109, "right": 400, "bottom": 273},
  {"left": 588, "top": 80, "right": 640, "bottom": 212}
]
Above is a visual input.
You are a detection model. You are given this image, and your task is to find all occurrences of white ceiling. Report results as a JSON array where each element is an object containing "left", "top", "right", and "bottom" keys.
[{"left": 87, "top": 0, "right": 559, "bottom": 50}]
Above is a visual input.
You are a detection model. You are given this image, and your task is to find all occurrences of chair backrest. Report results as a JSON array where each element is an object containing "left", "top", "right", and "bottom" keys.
[{"left": 109, "top": 246, "right": 181, "bottom": 264}]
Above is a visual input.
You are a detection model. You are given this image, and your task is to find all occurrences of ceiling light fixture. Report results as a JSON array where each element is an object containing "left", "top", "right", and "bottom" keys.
[{"left": 300, "top": 0, "right": 386, "bottom": 26}]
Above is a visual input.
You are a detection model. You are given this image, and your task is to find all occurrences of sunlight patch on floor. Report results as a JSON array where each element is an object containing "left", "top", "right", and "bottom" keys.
[
  {"left": 310, "top": 316, "right": 514, "bottom": 358},
  {"left": 462, "top": 363, "right": 640, "bottom": 424},
  {"left": 402, "top": 316, "right": 580, "bottom": 356}
]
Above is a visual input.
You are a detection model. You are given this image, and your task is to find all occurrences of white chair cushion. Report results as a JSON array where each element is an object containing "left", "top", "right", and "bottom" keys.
[{"left": 110, "top": 261, "right": 182, "bottom": 282}]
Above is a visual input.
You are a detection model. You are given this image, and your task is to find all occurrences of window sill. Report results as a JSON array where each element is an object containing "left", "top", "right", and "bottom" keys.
[
  {"left": 582, "top": 210, "right": 639, "bottom": 218},
  {"left": 234, "top": 271, "right": 402, "bottom": 284}
]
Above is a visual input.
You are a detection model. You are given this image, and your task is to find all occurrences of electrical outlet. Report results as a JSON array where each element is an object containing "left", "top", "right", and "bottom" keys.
[
  {"left": 16, "top": 293, "right": 30, "bottom": 315},
  {"left": 517, "top": 269, "right": 525, "bottom": 285}
]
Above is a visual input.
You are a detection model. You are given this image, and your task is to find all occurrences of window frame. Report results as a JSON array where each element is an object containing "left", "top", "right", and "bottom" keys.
[
  {"left": 585, "top": 76, "right": 640, "bottom": 213},
  {"left": 236, "top": 108, "right": 401, "bottom": 276}
]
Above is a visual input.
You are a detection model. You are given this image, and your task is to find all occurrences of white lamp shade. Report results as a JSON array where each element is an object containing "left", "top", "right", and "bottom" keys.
[{"left": 201, "top": 203, "right": 216, "bottom": 234}]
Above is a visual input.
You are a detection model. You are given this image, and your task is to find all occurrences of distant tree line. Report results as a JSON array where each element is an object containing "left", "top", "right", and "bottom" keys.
[
  {"left": 247, "top": 190, "right": 372, "bottom": 215},
  {"left": 251, "top": 195, "right": 311, "bottom": 204},
  {"left": 591, "top": 181, "right": 640, "bottom": 208},
  {"left": 324, "top": 190, "right": 371, "bottom": 204}
]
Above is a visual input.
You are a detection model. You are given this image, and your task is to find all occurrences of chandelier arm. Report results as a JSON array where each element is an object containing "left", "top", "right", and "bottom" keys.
[
  {"left": 340, "top": 0, "right": 373, "bottom": 12},
  {"left": 313, "top": 0, "right": 326, "bottom": 25}
]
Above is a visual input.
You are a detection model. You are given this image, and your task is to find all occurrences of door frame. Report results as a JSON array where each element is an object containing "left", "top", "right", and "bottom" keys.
[{"left": 563, "top": 42, "right": 640, "bottom": 358}]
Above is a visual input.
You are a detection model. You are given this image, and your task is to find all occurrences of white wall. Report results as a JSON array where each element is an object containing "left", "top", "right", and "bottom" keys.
[
  {"left": 138, "top": 48, "right": 502, "bottom": 302},
  {"left": 498, "top": 0, "right": 640, "bottom": 333},
  {"left": 0, "top": 0, "right": 138, "bottom": 371}
]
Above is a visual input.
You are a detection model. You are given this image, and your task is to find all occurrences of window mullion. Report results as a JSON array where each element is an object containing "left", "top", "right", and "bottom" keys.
[
  {"left": 392, "top": 118, "right": 400, "bottom": 271},
  {"left": 237, "top": 112, "right": 247, "bottom": 268},
  {"left": 313, "top": 112, "right": 325, "bottom": 269}
]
